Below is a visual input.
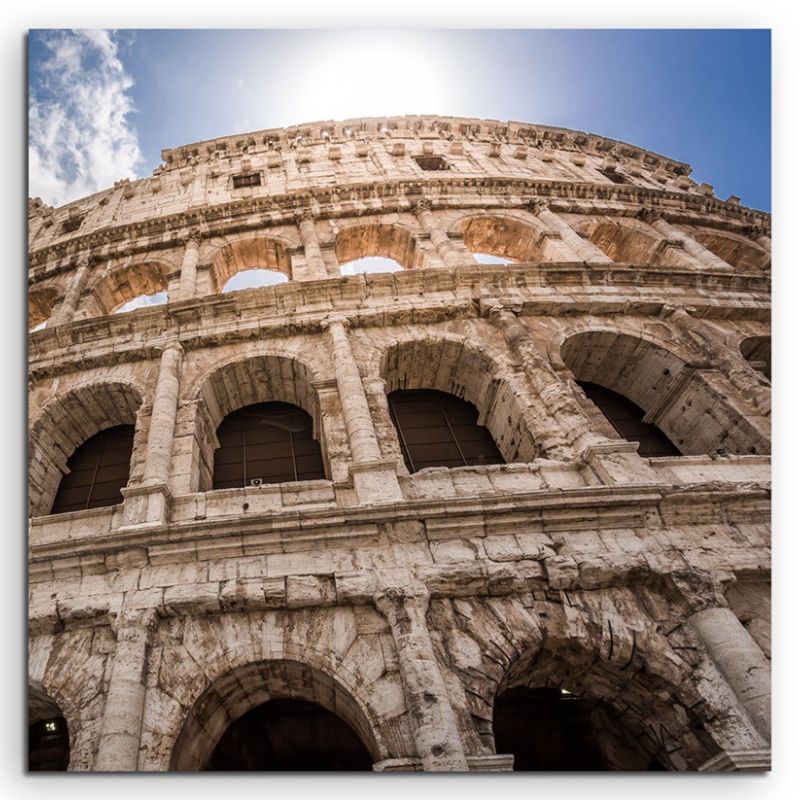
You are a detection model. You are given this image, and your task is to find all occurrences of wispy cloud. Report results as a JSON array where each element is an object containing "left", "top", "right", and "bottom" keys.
[{"left": 29, "top": 29, "right": 144, "bottom": 207}]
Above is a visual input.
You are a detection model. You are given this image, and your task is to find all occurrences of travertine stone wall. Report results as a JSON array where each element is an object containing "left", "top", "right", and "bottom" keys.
[{"left": 28, "top": 116, "right": 771, "bottom": 772}]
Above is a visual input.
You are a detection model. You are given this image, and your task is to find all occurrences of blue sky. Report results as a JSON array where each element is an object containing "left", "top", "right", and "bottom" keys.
[{"left": 29, "top": 29, "right": 771, "bottom": 211}]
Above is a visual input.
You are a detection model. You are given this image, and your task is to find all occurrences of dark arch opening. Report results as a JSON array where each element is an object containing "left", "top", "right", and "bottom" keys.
[
  {"left": 28, "top": 687, "right": 70, "bottom": 772},
  {"left": 50, "top": 424, "right": 135, "bottom": 514},
  {"left": 740, "top": 336, "right": 771, "bottom": 381},
  {"left": 493, "top": 687, "right": 666, "bottom": 772},
  {"left": 212, "top": 402, "right": 325, "bottom": 489},
  {"left": 578, "top": 381, "right": 679, "bottom": 457},
  {"left": 204, "top": 698, "right": 373, "bottom": 772},
  {"left": 387, "top": 388, "right": 505, "bottom": 472}
]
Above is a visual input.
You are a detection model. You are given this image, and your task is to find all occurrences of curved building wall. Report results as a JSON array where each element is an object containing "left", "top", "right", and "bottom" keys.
[{"left": 27, "top": 115, "right": 771, "bottom": 772}]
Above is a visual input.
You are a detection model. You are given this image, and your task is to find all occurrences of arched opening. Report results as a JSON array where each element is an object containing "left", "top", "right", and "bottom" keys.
[
  {"left": 740, "top": 336, "right": 771, "bottom": 381},
  {"left": 577, "top": 382, "right": 679, "bottom": 457},
  {"left": 210, "top": 237, "right": 292, "bottom": 293},
  {"left": 388, "top": 389, "right": 504, "bottom": 472},
  {"left": 335, "top": 223, "right": 419, "bottom": 271},
  {"left": 49, "top": 425, "right": 135, "bottom": 514},
  {"left": 29, "top": 382, "right": 144, "bottom": 517},
  {"left": 493, "top": 686, "right": 666, "bottom": 771},
  {"left": 115, "top": 291, "right": 168, "bottom": 314},
  {"left": 205, "top": 698, "right": 372, "bottom": 771},
  {"left": 456, "top": 215, "right": 548, "bottom": 263},
  {"left": 340, "top": 256, "right": 403, "bottom": 275},
  {"left": 170, "top": 659, "right": 381, "bottom": 771},
  {"left": 29, "top": 286, "right": 58, "bottom": 331},
  {"left": 221, "top": 268, "right": 288, "bottom": 293},
  {"left": 212, "top": 402, "right": 325, "bottom": 489},
  {"left": 692, "top": 230, "right": 770, "bottom": 272},
  {"left": 581, "top": 222, "right": 695, "bottom": 268},
  {"left": 91, "top": 262, "right": 170, "bottom": 316},
  {"left": 561, "top": 330, "right": 768, "bottom": 456},
  {"left": 192, "top": 354, "right": 325, "bottom": 493},
  {"left": 28, "top": 686, "right": 70, "bottom": 772},
  {"left": 381, "top": 337, "right": 538, "bottom": 464}
]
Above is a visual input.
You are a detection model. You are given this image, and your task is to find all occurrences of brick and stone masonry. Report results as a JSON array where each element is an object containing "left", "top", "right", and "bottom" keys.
[{"left": 27, "top": 115, "right": 771, "bottom": 772}]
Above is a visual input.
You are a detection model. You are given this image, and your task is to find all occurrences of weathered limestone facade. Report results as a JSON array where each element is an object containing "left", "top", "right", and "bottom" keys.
[{"left": 28, "top": 115, "right": 771, "bottom": 772}]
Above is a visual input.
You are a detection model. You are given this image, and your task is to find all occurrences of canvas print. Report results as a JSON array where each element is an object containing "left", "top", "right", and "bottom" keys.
[{"left": 27, "top": 29, "right": 771, "bottom": 772}]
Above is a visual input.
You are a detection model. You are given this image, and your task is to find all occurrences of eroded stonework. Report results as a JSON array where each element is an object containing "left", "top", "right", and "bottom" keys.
[{"left": 28, "top": 115, "right": 771, "bottom": 772}]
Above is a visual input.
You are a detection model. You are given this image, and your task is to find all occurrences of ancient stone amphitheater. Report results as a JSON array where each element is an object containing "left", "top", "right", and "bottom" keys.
[{"left": 27, "top": 115, "right": 771, "bottom": 773}]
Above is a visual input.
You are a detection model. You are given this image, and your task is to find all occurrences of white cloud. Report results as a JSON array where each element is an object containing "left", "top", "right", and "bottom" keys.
[{"left": 29, "top": 30, "right": 144, "bottom": 207}]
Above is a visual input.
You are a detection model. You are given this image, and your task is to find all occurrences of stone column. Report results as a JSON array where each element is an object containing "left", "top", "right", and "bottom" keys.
[
  {"left": 532, "top": 202, "right": 612, "bottom": 263},
  {"left": 94, "top": 609, "right": 159, "bottom": 772},
  {"left": 52, "top": 256, "right": 91, "bottom": 325},
  {"left": 487, "top": 304, "right": 605, "bottom": 456},
  {"left": 665, "top": 307, "right": 770, "bottom": 416},
  {"left": 177, "top": 238, "right": 200, "bottom": 301},
  {"left": 374, "top": 580, "right": 469, "bottom": 771},
  {"left": 323, "top": 318, "right": 402, "bottom": 502},
  {"left": 647, "top": 216, "right": 733, "bottom": 271},
  {"left": 747, "top": 225, "right": 771, "bottom": 254},
  {"left": 297, "top": 212, "right": 329, "bottom": 280},
  {"left": 688, "top": 605, "right": 771, "bottom": 743},
  {"left": 414, "top": 200, "right": 474, "bottom": 268},
  {"left": 143, "top": 343, "right": 184, "bottom": 484}
]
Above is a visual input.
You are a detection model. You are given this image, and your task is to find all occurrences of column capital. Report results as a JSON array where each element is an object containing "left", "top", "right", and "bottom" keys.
[
  {"left": 321, "top": 314, "right": 351, "bottom": 332},
  {"left": 636, "top": 206, "right": 661, "bottom": 224},
  {"left": 526, "top": 198, "right": 550, "bottom": 215},
  {"left": 413, "top": 197, "right": 433, "bottom": 215},
  {"left": 295, "top": 207, "right": 318, "bottom": 224},
  {"left": 743, "top": 224, "right": 770, "bottom": 241}
]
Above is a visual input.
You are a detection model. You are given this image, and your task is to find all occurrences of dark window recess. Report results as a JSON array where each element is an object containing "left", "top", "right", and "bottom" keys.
[
  {"left": 50, "top": 425, "right": 135, "bottom": 515},
  {"left": 212, "top": 402, "right": 325, "bottom": 489},
  {"left": 388, "top": 388, "right": 504, "bottom": 472},
  {"left": 599, "top": 168, "right": 628, "bottom": 185},
  {"left": 61, "top": 216, "right": 83, "bottom": 233},
  {"left": 578, "top": 381, "right": 680, "bottom": 457},
  {"left": 29, "top": 717, "right": 70, "bottom": 772},
  {"left": 413, "top": 155, "right": 449, "bottom": 171},
  {"left": 233, "top": 172, "right": 261, "bottom": 188}
]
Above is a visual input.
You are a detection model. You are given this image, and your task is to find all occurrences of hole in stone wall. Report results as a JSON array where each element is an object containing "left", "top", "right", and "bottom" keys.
[
  {"left": 413, "top": 155, "right": 449, "bottom": 171},
  {"left": 472, "top": 252, "right": 515, "bottom": 265},
  {"left": 340, "top": 256, "right": 403, "bottom": 276},
  {"left": 29, "top": 716, "right": 70, "bottom": 771},
  {"left": 115, "top": 291, "right": 168, "bottom": 314},
  {"left": 221, "top": 269, "right": 288, "bottom": 293}
]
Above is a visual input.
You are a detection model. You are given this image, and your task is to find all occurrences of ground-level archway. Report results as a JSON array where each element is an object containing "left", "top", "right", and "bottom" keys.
[
  {"left": 28, "top": 685, "right": 70, "bottom": 771},
  {"left": 169, "top": 659, "right": 381, "bottom": 771}
]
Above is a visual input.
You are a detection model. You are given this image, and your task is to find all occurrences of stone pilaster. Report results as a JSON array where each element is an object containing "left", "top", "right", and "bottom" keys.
[
  {"left": 374, "top": 579, "right": 469, "bottom": 772},
  {"left": 414, "top": 200, "right": 474, "bottom": 268},
  {"left": 531, "top": 203, "right": 612, "bottom": 263},
  {"left": 51, "top": 256, "right": 91, "bottom": 326},
  {"left": 688, "top": 605, "right": 771, "bottom": 743},
  {"left": 94, "top": 609, "right": 159, "bottom": 772},
  {"left": 648, "top": 216, "right": 733, "bottom": 271},
  {"left": 177, "top": 238, "right": 200, "bottom": 301},
  {"left": 323, "top": 318, "right": 402, "bottom": 502},
  {"left": 297, "top": 212, "right": 329, "bottom": 280}
]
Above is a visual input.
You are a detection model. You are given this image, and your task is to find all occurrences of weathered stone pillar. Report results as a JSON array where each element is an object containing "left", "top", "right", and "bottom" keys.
[
  {"left": 94, "top": 609, "right": 159, "bottom": 772},
  {"left": 297, "top": 212, "right": 329, "bottom": 280},
  {"left": 323, "top": 318, "right": 402, "bottom": 502},
  {"left": 52, "top": 256, "right": 91, "bottom": 325},
  {"left": 177, "top": 238, "right": 200, "bottom": 301},
  {"left": 487, "top": 303, "right": 604, "bottom": 456},
  {"left": 414, "top": 200, "right": 474, "bottom": 268},
  {"left": 747, "top": 225, "right": 771, "bottom": 253},
  {"left": 532, "top": 203, "right": 612, "bottom": 263},
  {"left": 648, "top": 216, "right": 733, "bottom": 271},
  {"left": 374, "top": 580, "right": 469, "bottom": 771},
  {"left": 664, "top": 307, "right": 770, "bottom": 416},
  {"left": 688, "top": 605, "right": 771, "bottom": 743}
]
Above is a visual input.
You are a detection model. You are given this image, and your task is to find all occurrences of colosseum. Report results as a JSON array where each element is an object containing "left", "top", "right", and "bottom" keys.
[{"left": 27, "top": 115, "right": 771, "bottom": 773}]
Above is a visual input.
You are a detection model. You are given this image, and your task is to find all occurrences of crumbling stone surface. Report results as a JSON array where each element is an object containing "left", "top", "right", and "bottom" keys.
[{"left": 27, "top": 116, "right": 770, "bottom": 772}]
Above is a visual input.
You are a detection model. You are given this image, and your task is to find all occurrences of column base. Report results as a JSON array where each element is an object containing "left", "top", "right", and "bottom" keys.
[
  {"left": 372, "top": 754, "right": 514, "bottom": 772},
  {"left": 580, "top": 440, "right": 660, "bottom": 485},
  {"left": 699, "top": 749, "right": 771, "bottom": 772},
  {"left": 119, "top": 482, "right": 171, "bottom": 528},
  {"left": 349, "top": 460, "right": 404, "bottom": 505}
]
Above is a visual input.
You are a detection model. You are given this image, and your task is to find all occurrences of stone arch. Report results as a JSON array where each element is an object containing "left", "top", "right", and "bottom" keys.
[
  {"left": 335, "top": 222, "right": 420, "bottom": 271},
  {"left": 558, "top": 328, "right": 767, "bottom": 456},
  {"left": 740, "top": 335, "right": 771, "bottom": 381},
  {"left": 28, "top": 682, "right": 72, "bottom": 771},
  {"left": 29, "top": 285, "right": 59, "bottom": 330},
  {"left": 691, "top": 229, "right": 770, "bottom": 272},
  {"left": 188, "top": 350, "right": 329, "bottom": 492},
  {"left": 577, "top": 218, "right": 695, "bottom": 268},
  {"left": 209, "top": 235, "right": 293, "bottom": 292},
  {"left": 379, "top": 333, "right": 539, "bottom": 463},
  {"left": 28, "top": 380, "right": 145, "bottom": 516},
  {"left": 452, "top": 212, "right": 549, "bottom": 263},
  {"left": 87, "top": 260, "right": 171, "bottom": 316},
  {"left": 169, "top": 658, "right": 384, "bottom": 770}
]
